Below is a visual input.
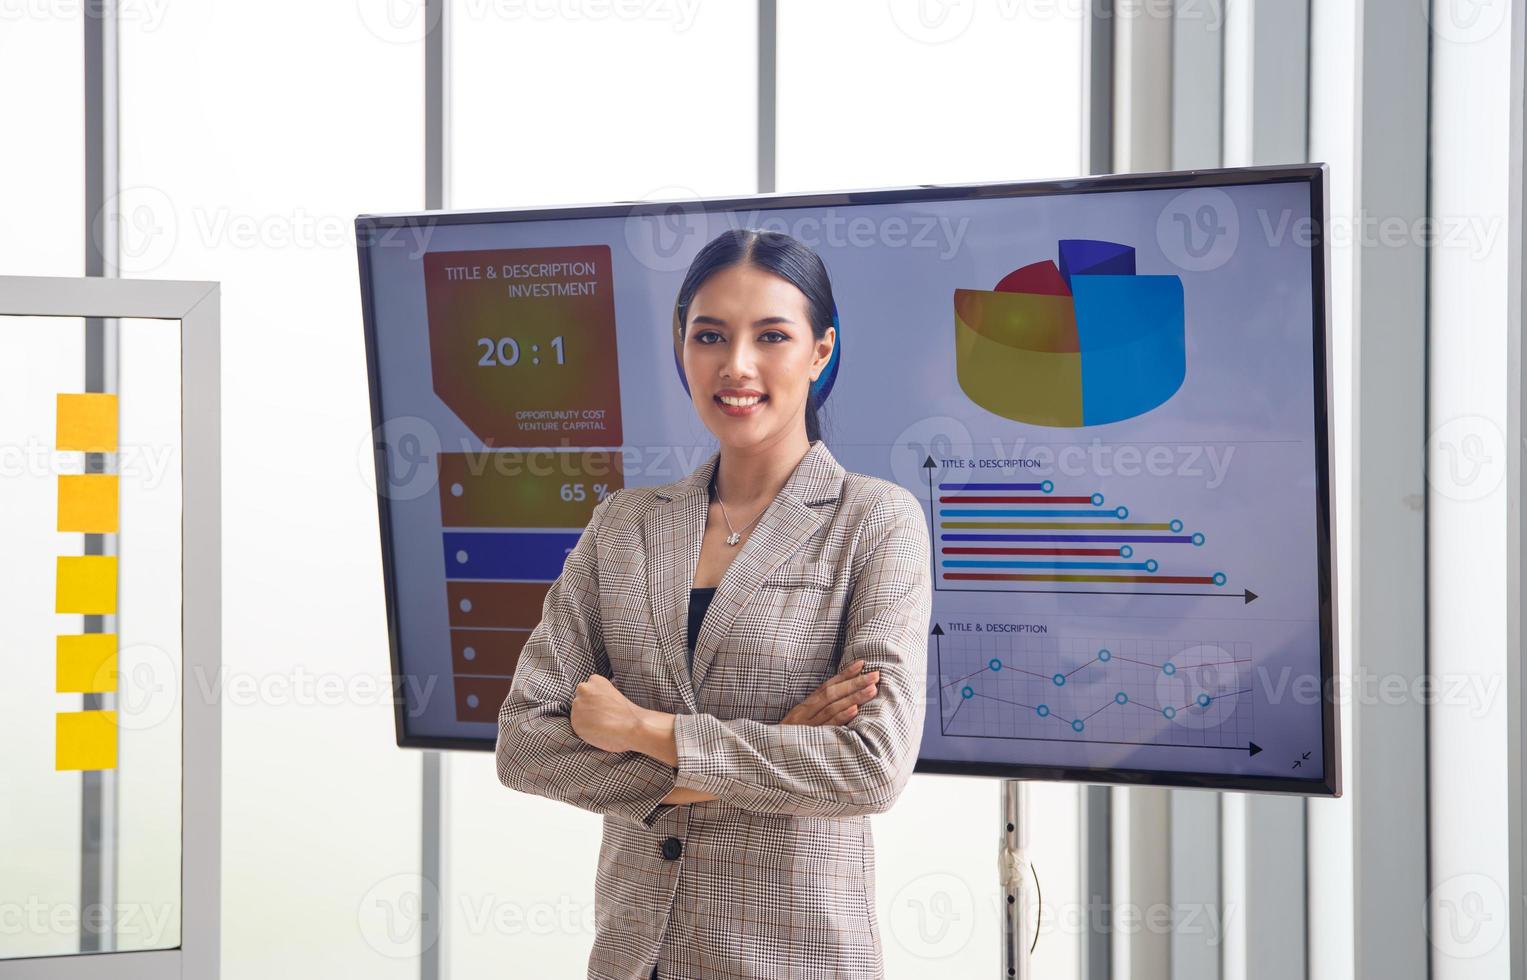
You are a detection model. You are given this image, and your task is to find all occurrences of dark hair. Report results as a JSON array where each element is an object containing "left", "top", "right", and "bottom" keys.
[{"left": 673, "top": 229, "right": 836, "bottom": 445}]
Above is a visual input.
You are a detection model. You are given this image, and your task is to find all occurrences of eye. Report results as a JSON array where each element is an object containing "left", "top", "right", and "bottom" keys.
[
  {"left": 693, "top": 330, "right": 722, "bottom": 344},
  {"left": 761, "top": 330, "right": 789, "bottom": 342}
]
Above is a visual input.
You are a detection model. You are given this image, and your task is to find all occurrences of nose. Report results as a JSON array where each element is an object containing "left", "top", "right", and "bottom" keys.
[{"left": 721, "top": 335, "right": 757, "bottom": 381}]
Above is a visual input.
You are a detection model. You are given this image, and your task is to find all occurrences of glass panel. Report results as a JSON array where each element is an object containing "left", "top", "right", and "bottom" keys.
[
  {"left": 777, "top": 2, "right": 1084, "bottom": 191},
  {"left": 771, "top": 8, "right": 1089, "bottom": 976},
  {"left": 446, "top": 8, "right": 760, "bottom": 975},
  {"left": 0, "top": 11, "right": 84, "bottom": 276},
  {"left": 0, "top": 315, "right": 183, "bottom": 960},
  {"left": 115, "top": 317, "right": 185, "bottom": 955},
  {"left": 450, "top": 0, "right": 759, "bottom": 207},
  {"left": 121, "top": 7, "right": 426, "bottom": 977}
]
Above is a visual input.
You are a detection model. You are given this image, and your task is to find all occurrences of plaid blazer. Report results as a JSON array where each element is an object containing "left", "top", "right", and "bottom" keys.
[{"left": 496, "top": 439, "right": 933, "bottom": 979}]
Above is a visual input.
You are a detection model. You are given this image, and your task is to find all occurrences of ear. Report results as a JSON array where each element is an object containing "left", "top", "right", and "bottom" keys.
[{"left": 813, "top": 326, "right": 836, "bottom": 372}]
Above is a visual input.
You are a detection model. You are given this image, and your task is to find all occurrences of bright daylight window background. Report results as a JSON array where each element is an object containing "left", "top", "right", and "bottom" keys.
[
  {"left": 120, "top": 3, "right": 425, "bottom": 977},
  {"left": 447, "top": 3, "right": 1084, "bottom": 977},
  {"left": 0, "top": 9, "right": 87, "bottom": 965},
  {"left": 2, "top": 1, "right": 1085, "bottom": 974},
  {"left": 1, "top": 8, "right": 183, "bottom": 968}
]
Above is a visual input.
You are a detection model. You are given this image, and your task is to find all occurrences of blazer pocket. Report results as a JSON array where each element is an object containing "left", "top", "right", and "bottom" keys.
[{"left": 759, "top": 558, "right": 838, "bottom": 591}]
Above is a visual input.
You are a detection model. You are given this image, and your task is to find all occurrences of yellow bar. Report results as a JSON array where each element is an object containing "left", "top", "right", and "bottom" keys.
[
  {"left": 56, "top": 710, "right": 117, "bottom": 771},
  {"left": 56, "top": 634, "right": 118, "bottom": 693},
  {"left": 56, "top": 393, "right": 118, "bottom": 452},
  {"left": 56, "top": 555, "right": 118, "bottom": 614},
  {"left": 57, "top": 474, "right": 119, "bottom": 533}
]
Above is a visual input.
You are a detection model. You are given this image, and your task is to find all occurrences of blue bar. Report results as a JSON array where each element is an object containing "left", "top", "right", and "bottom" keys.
[{"left": 442, "top": 530, "right": 582, "bottom": 581}]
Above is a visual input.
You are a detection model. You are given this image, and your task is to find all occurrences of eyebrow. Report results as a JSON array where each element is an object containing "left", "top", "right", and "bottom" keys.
[{"left": 689, "top": 315, "right": 795, "bottom": 328}]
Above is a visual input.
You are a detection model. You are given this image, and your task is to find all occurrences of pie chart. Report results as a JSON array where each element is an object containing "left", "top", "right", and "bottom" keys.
[{"left": 954, "top": 239, "right": 1186, "bottom": 427}]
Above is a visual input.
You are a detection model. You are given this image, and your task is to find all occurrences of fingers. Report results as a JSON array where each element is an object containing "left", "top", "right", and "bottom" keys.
[
  {"left": 574, "top": 674, "right": 614, "bottom": 695},
  {"left": 781, "top": 660, "right": 884, "bottom": 726},
  {"left": 788, "top": 662, "right": 858, "bottom": 721},
  {"left": 835, "top": 658, "right": 866, "bottom": 679},
  {"left": 815, "top": 667, "right": 880, "bottom": 710},
  {"left": 794, "top": 659, "right": 867, "bottom": 714},
  {"left": 794, "top": 667, "right": 880, "bottom": 726},
  {"left": 819, "top": 673, "right": 878, "bottom": 719}
]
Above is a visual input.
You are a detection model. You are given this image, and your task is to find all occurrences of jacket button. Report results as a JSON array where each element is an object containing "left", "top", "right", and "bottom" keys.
[{"left": 660, "top": 836, "right": 683, "bottom": 861}]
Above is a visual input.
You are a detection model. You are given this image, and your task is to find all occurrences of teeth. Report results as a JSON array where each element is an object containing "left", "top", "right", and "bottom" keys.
[{"left": 719, "top": 395, "right": 764, "bottom": 406}]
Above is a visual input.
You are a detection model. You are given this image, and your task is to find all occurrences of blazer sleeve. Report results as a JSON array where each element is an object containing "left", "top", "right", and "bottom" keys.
[
  {"left": 495, "top": 491, "right": 680, "bottom": 829},
  {"left": 669, "top": 486, "right": 932, "bottom": 818}
]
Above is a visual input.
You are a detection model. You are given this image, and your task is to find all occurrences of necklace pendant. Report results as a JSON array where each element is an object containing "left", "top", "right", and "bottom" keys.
[{"left": 725, "top": 531, "right": 741, "bottom": 546}]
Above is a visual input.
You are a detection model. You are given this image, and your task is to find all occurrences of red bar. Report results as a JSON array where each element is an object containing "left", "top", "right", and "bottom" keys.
[
  {"left": 446, "top": 581, "right": 549, "bottom": 629},
  {"left": 455, "top": 675, "right": 513, "bottom": 724},
  {"left": 938, "top": 495, "right": 1093, "bottom": 504},
  {"left": 452, "top": 628, "right": 530, "bottom": 676},
  {"left": 944, "top": 573, "right": 1218, "bottom": 584}
]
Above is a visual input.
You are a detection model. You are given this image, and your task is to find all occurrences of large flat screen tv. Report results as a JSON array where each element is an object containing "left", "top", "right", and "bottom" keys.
[{"left": 357, "top": 163, "right": 1338, "bottom": 796}]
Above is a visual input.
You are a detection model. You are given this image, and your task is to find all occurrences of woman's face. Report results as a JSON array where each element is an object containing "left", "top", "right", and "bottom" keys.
[{"left": 682, "top": 263, "right": 835, "bottom": 451}]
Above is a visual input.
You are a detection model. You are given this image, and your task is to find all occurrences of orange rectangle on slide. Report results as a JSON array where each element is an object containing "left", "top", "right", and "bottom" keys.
[
  {"left": 56, "top": 709, "right": 117, "bottom": 771},
  {"left": 423, "top": 245, "right": 623, "bottom": 448},
  {"left": 56, "top": 556, "right": 118, "bottom": 614},
  {"left": 447, "top": 580, "right": 550, "bottom": 630},
  {"left": 57, "top": 474, "right": 119, "bottom": 532},
  {"left": 439, "top": 451, "right": 624, "bottom": 528},
  {"left": 455, "top": 676, "right": 515, "bottom": 724},
  {"left": 452, "top": 628, "right": 530, "bottom": 677}
]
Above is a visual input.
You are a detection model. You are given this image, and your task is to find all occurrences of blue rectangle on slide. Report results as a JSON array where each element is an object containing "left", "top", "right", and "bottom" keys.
[{"left": 442, "top": 530, "right": 581, "bottom": 581}]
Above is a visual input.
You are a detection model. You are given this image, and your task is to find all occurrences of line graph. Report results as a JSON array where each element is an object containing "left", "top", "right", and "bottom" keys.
[{"left": 933, "top": 624, "right": 1256, "bottom": 752}]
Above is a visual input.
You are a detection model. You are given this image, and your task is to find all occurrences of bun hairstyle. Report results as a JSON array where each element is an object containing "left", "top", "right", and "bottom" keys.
[{"left": 672, "top": 229, "right": 838, "bottom": 445}]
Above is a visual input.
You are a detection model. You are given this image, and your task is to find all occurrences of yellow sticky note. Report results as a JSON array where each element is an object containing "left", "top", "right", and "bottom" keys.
[
  {"left": 56, "top": 710, "right": 118, "bottom": 771},
  {"left": 57, "top": 393, "right": 118, "bottom": 452},
  {"left": 56, "top": 556, "right": 118, "bottom": 614},
  {"left": 58, "top": 474, "right": 119, "bottom": 532},
  {"left": 57, "top": 634, "right": 118, "bottom": 693}
]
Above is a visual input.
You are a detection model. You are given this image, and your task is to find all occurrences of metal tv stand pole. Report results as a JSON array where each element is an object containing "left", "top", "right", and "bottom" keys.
[{"left": 1000, "top": 779, "right": 1035, "bottom": 978}]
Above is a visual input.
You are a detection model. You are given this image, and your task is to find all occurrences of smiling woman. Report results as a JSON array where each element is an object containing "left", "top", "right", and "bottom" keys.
[
  {"left": 495, "top": 228, "right": 934, "bottom": 979},
  {"left": 672, "top": 229, "right": 840, "bottom": 451}
]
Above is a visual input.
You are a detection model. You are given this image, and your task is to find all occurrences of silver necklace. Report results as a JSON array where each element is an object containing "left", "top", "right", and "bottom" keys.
[{"left": 710, "top": 470, "right": 766, "bottom": 546}]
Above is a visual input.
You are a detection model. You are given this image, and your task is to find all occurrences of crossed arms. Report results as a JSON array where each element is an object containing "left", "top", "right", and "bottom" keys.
[{"left": 494, "top": 488, "right": 932, "bottom": 829}]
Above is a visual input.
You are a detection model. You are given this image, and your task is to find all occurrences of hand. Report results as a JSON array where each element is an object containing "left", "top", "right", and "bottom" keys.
[
  {"left": 570, "top": 674, "right": 645, "bottom": 753},
  {"left": 781, "top": 658, "right": 880, "bottom": 726}
]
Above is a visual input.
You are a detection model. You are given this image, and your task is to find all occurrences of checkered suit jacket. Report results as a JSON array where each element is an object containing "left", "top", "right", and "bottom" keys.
[{"left": 496, "top": 439, "right": 933, "bottom": 979}]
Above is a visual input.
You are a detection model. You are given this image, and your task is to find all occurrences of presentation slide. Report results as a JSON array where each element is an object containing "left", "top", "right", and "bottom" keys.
[{"left": 357, "top": 166, "right": 1337, "bottom": 795}]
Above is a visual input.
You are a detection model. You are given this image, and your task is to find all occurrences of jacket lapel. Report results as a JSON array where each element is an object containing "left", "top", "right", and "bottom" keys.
[
  {"left": 644, "top": 440, "right": 845, "bottom": 712},
  {"left": 643, "top": 456, "right": 714, "bottom": 714}
]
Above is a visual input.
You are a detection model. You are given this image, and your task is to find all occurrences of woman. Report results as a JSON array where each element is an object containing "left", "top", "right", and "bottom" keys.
[{"left": 496, "top": 228, "right": 933, "bottom": 980}]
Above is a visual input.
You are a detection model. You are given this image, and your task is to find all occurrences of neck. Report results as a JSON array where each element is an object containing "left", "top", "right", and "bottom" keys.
[{"left": 713, "top": 432, "right": 813, "bottom": 511}]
